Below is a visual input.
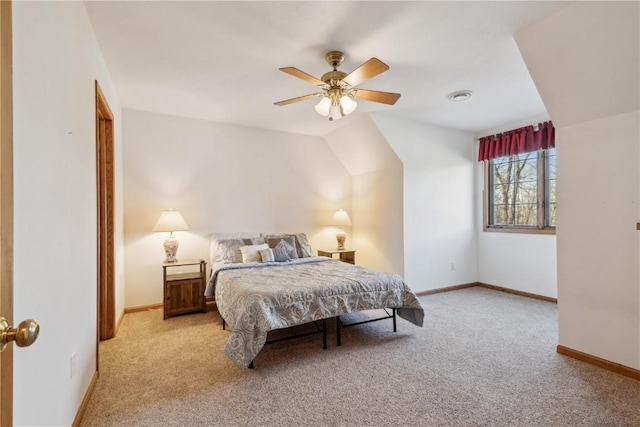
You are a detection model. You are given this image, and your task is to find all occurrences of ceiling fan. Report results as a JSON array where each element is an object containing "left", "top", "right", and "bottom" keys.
[{"left": 274, "top": 51, "right": 401, "bottom": 121}]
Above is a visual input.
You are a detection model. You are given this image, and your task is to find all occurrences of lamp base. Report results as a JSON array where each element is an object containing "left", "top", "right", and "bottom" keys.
[
  {"left": 336, "top": 229, "right": 346, "bottom": 251},
  {"left": 163, "top": 235, "right": 179, "bottom": 263}
]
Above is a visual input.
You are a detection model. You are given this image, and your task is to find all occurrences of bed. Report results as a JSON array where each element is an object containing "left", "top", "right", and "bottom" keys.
[{"left": 205, "top": 232, "right": 425, "bottom": 368}]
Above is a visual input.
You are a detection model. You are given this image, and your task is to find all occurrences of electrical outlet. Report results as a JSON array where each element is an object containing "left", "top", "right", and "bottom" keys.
[
  {"left": 70, "top": 353, "right": 76, "bottom": 379},
  {"left": 450, "top": 262, "right": 456, "bottom": 271}
]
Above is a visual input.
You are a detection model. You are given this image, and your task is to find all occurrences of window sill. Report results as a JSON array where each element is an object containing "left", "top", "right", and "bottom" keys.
[{"left": 483, "top": 226, "right": 556, "bottom": 235}]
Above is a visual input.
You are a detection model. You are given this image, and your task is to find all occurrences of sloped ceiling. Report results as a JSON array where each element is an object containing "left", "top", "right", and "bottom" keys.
[
  {"left": 515, "top": 1, "right": 639, "bottom": 128},
  {"left": 84, "top": 1, "right": 568, "bottom": 136},
  {"left": 324, "top": 115, "right": 400, "bottom": 176}
]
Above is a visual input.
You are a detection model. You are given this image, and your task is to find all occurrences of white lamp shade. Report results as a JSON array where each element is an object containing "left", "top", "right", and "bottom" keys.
[
  {"left": 340, "top": 96, "right": 357, "bottom": 115},
  {"left": 315, "top": 97, "right": 331, "bottom": 116},
  {"left": 152, "top": 209, "right": 189, "bottom": 232},
  {"left": 332, "top": 209, "right": 352, "bottom": 226}
]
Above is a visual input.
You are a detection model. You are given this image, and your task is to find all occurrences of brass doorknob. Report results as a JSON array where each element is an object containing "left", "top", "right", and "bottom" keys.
[{"left": 0, "top": 317, "right": 39, "bottom": 352}]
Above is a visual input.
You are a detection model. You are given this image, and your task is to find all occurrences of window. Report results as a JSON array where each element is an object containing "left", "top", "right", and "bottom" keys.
[
  {"left": 484, "top": 148, "right": 556, "bottom": 233},
  {"left": 478, "top": 120, "right": 555, "bottom": 234}
]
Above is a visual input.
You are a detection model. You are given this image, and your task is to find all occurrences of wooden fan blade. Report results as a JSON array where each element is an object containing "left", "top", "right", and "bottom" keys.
[
  {"left": 352, "top": 89, "right": 401, "bottom": 105},
  {"left": 274, "top": 93, "right": 323, "bottom": 106},
  {"left": 342, "top": 58, "right": 389, "bottom": 87},
  {"left": 279, "top": 67, "right": 326, "bottom": 86}
]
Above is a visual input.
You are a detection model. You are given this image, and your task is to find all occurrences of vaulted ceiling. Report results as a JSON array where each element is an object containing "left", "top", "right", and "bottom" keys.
[{"left": 85, "top": 1, "right": 568, "bottom": 136}]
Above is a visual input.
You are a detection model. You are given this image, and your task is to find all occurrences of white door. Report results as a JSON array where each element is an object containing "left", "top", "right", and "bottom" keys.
[{"left": 0, "top": 3, "right": 39, "bottom": 425}]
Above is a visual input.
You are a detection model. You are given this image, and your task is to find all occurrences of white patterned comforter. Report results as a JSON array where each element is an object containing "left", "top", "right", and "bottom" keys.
[{"left": 206, "top": 257, "right": 425, "bottom": 368}]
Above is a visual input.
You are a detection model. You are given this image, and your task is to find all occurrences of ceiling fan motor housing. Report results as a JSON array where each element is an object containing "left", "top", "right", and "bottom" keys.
[
  {"left": 325, "top": 51, "right": 345, "bottom": 69},
  {"left": 322, "top": 51, "right": 349, "bottom": 90},
  {"left": 321, "top": 70, "right": 348, "bottom": 86}
]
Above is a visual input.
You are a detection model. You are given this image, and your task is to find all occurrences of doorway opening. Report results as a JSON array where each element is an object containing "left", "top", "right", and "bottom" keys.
[{"left": 95, "top": 81, "right": 115, "bottom": 357}]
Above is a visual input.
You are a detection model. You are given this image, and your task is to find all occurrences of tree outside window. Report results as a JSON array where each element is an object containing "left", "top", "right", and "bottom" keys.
[{"left": 484, "top": 148, "right": 556, "bottom": 234}]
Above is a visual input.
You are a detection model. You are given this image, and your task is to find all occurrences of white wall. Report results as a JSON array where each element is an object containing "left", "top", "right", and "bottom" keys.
[
  {"left": 371, "top": 115, "right": 477, "bottom": 293},
  {"left": 123, "top": 109, "right": 351, "bottom": 307},
  {"left": 556, "top": 112, "right": 639, "bottom": 369},
  {"left": 517, "top": 1, "right": 640, "bottom": 369},
  {"left": 477, "top": 232, "right": 557, "bottom": 297},
  {"left": 13, "top": 2, "right": 123, "bottom": 425},
  {"left": 324, "top": 115, "right": 404, "bottom": 275},
  {"left": 351, "top": 165, "right": 404, "bottom": 276},
  {"left": 475, "top": 115, "right": 558, "bottom": 299}
]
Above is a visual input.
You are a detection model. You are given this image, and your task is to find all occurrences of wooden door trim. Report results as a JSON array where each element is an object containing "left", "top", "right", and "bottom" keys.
[
  {"left": 96, "top": 82, "right": 113, "bottom": 119},
  {"left": 95, "top": 81, "right": 115, "bottom": 357},
  {"left": 0, "top": 2, "right": 13, "bottom": 425}
]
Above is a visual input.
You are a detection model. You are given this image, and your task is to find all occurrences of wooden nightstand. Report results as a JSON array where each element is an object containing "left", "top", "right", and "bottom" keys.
[
  {"left": 317, "top": 249, "right": 356, "bottom": 265},
  {"left": 162, "top": 259, "right": 207, "bottom": 319}
]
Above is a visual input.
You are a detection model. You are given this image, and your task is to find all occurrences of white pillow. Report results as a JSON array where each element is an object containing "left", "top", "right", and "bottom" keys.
[
  {"left": 259, "top": 248, "right": 275, "bottom": 263},
  {"left": 240, "top": 243, "right": 269, "bottom": 263}
]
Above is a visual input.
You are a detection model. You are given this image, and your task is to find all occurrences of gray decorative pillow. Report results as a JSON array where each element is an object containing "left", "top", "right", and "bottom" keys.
[
  {"left": 266, "top": 236, "right": 298, "bottom": 259},
  {"left": 243, "top": 237, "right": 266, "bottom": 246},
  {"left": 289, "top": 233, "right": 313, "bottom": 258},
  {"left": 259, "top": 248, "right": 275, "bottom": 263},
  {"left": 272, "top": 240, "right": 293, "bottom": 262},
  {"left": 211, "top": 239, "right": 246, "bottom": 264},
  {"left": 209, "top": 233, "right": 262, "bottom": 265}
]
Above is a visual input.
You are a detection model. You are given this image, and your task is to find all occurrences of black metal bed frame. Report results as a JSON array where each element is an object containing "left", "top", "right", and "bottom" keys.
[
  {"left": 224, "top": 308, "right": 398, "bottom": 368},
  {"left": 336, "top": 308, "right": 397, "bottom": 347},
  {"left": 249, "top": 318, "right": 327, "bottom": 369}
]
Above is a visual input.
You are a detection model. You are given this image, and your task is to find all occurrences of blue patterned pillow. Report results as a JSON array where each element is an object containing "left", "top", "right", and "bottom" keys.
[{"left": 211, "top": 239, "right": 245, "bottom": 264}]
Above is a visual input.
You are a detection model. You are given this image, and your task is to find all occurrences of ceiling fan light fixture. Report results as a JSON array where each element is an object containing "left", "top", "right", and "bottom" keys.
[
  {"left": 315, "top": 96, "right": 331, "bottom": 116},
  {"left": 329, "top": 104, "right": 342, "bottom": 121},
  {"left": 340, "top": 95, "right": 357, "bottom": 115}
]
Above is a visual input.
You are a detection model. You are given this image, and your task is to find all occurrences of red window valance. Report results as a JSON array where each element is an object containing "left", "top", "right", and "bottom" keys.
[{"left": 478, "top": 120, "right": 555, "bottom": 162}]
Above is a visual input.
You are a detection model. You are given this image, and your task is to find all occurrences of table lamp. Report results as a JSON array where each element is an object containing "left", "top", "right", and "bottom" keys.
[
  {"left": 332, "top": 209, "right": 351, "bottom": 250},
  {"left": 153, "top": 209, "right": 189, "bottom": 263}
]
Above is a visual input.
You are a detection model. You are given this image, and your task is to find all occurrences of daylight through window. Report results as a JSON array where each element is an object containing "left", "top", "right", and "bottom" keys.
[
  {"left": 479, "top": 121, "right": 555, "bottom": 234},
  {"left": 486, "top": 149, "right": 555, "bottom": 232}
]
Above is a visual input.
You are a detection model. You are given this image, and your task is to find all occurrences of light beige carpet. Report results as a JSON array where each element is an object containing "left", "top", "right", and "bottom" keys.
[{"left": 81, "top": 287, "right": 640, "bottom": 426}]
